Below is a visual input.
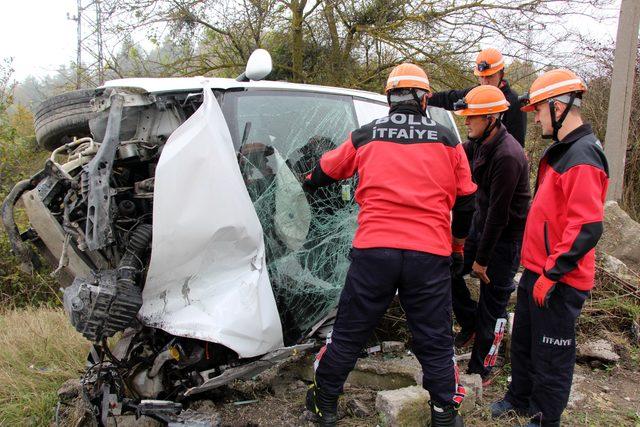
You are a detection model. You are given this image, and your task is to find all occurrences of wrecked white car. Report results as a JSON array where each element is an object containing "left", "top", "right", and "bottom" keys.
[{"left": 2, "top": 51, "right": 461, "bottom": 425}]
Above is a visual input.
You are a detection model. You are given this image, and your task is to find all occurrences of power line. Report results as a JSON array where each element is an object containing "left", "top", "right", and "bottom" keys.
[{"left": 68, "top": 0, "right": 105, "bottom": 89}]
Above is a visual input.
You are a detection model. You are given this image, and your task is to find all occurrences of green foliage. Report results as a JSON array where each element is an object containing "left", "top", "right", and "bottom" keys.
[
  {"left": 0, "top": 236, "right": 62, "bottom": 308},
  {"left": 0, "top": 59, "right": 60, "bottom": 309}
]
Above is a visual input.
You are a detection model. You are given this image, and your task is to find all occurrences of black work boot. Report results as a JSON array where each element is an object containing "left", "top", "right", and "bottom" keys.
[
  {"left": 305, "top": 382, "right": 338, "bottom": 426},
  {"left": 430, "top": 401, "right": 464, "bottom": 427},
  {"left": 490, "top": 398, "right": 529, "bottom": 418}
]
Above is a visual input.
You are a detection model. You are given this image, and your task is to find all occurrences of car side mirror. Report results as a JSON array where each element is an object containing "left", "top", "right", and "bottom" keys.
[{"left": 237, "top": 49, "right": 272, "bottom": 82}]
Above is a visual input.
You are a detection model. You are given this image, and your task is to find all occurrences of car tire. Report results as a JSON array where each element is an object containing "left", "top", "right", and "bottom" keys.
[{"left": 34, "top": 89, "right": 97, "bottom": 151}]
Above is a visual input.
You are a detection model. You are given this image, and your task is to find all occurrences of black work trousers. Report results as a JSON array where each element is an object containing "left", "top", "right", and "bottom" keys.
[
  {"left": 505, "top": 269, "right": 588, "bottom": 426},
  {"left": 452, "top": 227, "right": 520, "bottom": 377},
  {"left": 314, "top": 248, "right": 462, "bottom": 406}
]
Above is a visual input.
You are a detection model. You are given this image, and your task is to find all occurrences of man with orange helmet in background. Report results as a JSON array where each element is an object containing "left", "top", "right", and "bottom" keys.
[
  {"left": 450, "top": 86, "right": 530, "bottom": 384},
  {"left": 491, "top": 69, "right": 608, "bottom": 427},
  {"left": 429, "top": 48, "right": 527, "bottom": 146},
  {"left": 303, "top": 63, "right": 476, "bottom": 427}
]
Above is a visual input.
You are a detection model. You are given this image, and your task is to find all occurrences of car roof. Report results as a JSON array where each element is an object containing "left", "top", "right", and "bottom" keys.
[
  {"left": 101, "top": 77, "right": 388, "bottom": 103},
  {"left": 100, "top": 77, "right": 462, "bottom": 142}
]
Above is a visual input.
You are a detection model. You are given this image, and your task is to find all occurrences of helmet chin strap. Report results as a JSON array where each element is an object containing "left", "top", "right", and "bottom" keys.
[
  {"left": 411, "top": 89, "right": 428, "bottom": 116},
  {"left": 469, "top": 114, "right": 502, "bottom": 144},
  {"left": 547, "top": 92, "right": 577, "bottom": 141}
]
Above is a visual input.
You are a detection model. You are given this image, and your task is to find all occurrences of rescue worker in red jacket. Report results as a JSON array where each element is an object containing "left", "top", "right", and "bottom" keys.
[
  {"left": 429, "top": 48, "right": 527, "bottom": 146},
  {"left": 303, "top": 63, "right": 477, "bottom": 427},
  {"left": 450, "top": 86, "right": 530, "bottom": 383},
  {"left": 491, "top": 69, "right": 609, "bottom": 427}
]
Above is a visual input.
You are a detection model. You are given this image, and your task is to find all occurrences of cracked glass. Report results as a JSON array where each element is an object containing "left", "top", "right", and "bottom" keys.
[{"left": 222, "top": 90, "right": 360, "bottom": 342}]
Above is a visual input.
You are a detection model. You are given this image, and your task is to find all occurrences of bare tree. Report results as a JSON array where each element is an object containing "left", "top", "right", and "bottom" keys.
[{"left": 96, "top": 0, "right": 613, "bottom": 87}]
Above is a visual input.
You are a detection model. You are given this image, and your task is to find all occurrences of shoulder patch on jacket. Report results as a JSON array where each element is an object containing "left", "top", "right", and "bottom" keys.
[
  {"left": 351, "top": 121, "right": 375, "bottom": 148},
  {"left": 548, "top": 134, "right": 609, "bottom": 176}
]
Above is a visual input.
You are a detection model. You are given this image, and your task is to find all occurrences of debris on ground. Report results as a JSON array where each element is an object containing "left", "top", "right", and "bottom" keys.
[
  {"left": 105, "top": 415, "right": 162, "bottom": 427},
  {"left": 57, "top": 378, "right": 82, "bottom": 401},
  {"left": 459, "top": 373, "right": 483, "bottom": 403},
  {"left": 288, "top": 353, "right": 421, "bottom": 390},
  {"left": 577, "top": 339, "right": 621, "bottom": 365},
  {"left": 567, "top": 374, "right": 586, "bottom": 409},
  {"left": 51, "top": 325, "right": 640, "bottom": 427},
  {"left": 346, "top": 397, "right": 373, "bottom": 418},
  {"left": 381, "top": 341, "right": 405, "bottom": 354},
  {"left": 376, "top": 385, "right": 430, "bottom": 427},
  {"left": 600, "top": 253, "right": 630, "bottom": 277}
]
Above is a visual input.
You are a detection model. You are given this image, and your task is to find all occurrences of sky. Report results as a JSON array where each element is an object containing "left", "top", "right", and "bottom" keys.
[
  {"left": 0, "top": 0, "right": 623, "bottom": 82},
  {"left": 0, "top": 0, "right": 78, "bottom": 80}
]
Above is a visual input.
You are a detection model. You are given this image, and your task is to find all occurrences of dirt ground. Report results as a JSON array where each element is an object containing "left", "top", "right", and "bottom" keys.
[
  {"left": 54, "top": 288, "right": 640, "bottom": 427},
  {"left": 184, "top": 293, "right": 640, "bottom": 427},
  {"left": 186, "top": 350, "right": 640, "bottom": 427},
  {"left": 54, "top": 329, "right": 640, "bottom": 426}
]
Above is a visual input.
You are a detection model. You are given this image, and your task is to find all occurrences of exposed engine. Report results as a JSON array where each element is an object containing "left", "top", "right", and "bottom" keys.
[
  {"left": 63, "top": 223, "right": 151, "bottom": 342},
  {"left": 33, "top": 91, "right": 168, "bottom": 338},
  {"left": 2, "top": 84, "right": 323, "bottom": 425},
  {"left": 1, "top": 88, "right": 246, "bottom": 424}
]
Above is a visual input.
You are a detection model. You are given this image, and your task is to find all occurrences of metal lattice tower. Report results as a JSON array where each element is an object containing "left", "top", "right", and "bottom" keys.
[{"left": 69, "top": 0, "right": 106, "bottom": 88}]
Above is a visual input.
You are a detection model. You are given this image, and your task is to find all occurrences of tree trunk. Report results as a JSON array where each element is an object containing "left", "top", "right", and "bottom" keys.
[
  {"left": 290, "top": 0, "right": 306, "bottom": 82},
  {"left": 323, "top": 1, "right": 340, "bottom": 84}
]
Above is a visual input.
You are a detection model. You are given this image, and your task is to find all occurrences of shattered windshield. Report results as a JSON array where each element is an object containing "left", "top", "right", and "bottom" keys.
[{"left": 222, "top": 90, "right": 359, "bottom": 342}]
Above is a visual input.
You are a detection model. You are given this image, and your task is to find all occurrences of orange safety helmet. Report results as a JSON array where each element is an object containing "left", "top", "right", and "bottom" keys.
[
  {"left": 385, "top": 63, "right": 431, "bottom": 94},
  {"left": 520, "top": 68, "right": 587, "bottom": 112},
  {"left": 453, "top": 85, "right": 510, "bottom": 116},
  {"left": 474, "top": 48, "right": 505, "bottom": 77}
]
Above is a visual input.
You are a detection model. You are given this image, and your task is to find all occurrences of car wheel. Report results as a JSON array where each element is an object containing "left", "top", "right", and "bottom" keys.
[{"left": 34, "top": 89, "right": 97, "bottom": 151}]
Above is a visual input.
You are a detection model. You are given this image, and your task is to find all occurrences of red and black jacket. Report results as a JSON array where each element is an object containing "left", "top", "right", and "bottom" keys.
[
  {"left": 305, "top": 104, "right": 477, "bottom": 256},
  {"left": 521, "top": 124, "right": 609, "bottom": 291}
]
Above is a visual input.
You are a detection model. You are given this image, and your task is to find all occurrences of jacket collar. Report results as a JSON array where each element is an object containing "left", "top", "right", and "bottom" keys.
[
  {"left": 482, "top": 123, "right": 507, "bottom": 148},
  {"left": 541, "top": 123, "right": 593, "bottom": 158},
  {"left": 389, "top": 103, "right": 425, "bottom": 116},
  {"left": 559, "top": 123, "right": 593, "bottom": 144},
  {"left": 538, "top": 124, "right": 595, "bottom": 186}
]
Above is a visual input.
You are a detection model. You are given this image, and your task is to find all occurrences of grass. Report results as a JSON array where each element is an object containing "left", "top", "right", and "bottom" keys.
[
  {"left": 565, "top": 409, "right": 640, "bottom": 427},
  {"left": 0, "top": 307, "right": 89, "bottom": 425}
]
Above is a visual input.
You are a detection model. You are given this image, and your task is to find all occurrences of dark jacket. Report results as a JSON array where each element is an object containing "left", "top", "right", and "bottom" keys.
[
  {"left": 305, "top": 103, "right": 477, "bottom": 256},
  {"left": 463, "top": 124, "right": 530, "bottom": 265},
  {"left": 429, "top": 80, "right": 527, "bottom": 146},
  {"left": 521, "top": 124, "right": 609, "bottom": 291}
]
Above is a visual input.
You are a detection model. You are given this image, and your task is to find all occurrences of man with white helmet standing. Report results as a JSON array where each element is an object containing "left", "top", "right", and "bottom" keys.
[
  {"left": 450, "top": 85, "right": 530, "bottom": 384},
  {"left": 429, "top": 48, "right": 527, "bottom": 147},
  {"left": 491, "top": 69, "right": 609, "bottom": 427},
  {"left": 303, "top": 63, "right": 477, "bottom": 427}
]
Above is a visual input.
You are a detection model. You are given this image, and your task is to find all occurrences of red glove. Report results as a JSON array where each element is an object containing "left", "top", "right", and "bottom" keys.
[{"left": 533, "top": 274, "right": 556, "bottom": 308}]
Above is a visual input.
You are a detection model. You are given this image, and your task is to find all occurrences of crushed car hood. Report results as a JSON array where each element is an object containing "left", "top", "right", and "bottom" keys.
[{"left": 139, "top": 86, "right": 284, "bottom": 358}]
